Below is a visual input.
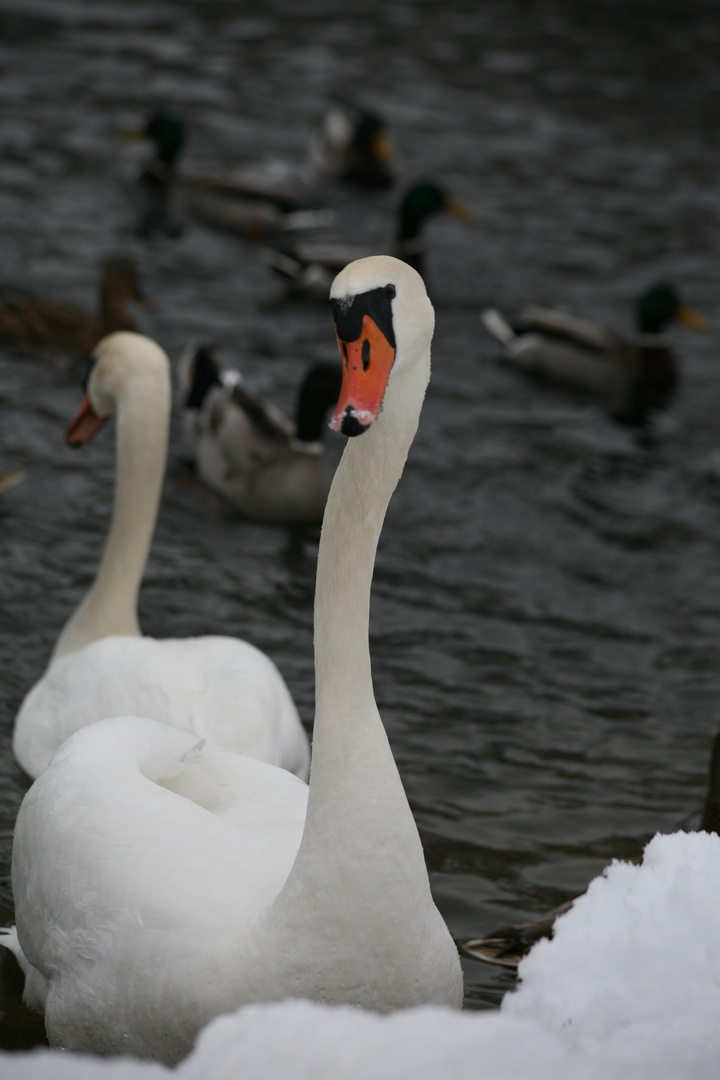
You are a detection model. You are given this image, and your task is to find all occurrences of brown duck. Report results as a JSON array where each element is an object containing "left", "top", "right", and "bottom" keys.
[
  {"left": 0, "top": 258, "right": 144, "bottom": 357},
  {"left": 464, "top": 730, "right": 720, "bottom": 968}
]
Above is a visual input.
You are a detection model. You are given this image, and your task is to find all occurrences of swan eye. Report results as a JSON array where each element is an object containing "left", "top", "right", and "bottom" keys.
[{"left": 384, "top": 285, "right": 396, "bottom": 299}]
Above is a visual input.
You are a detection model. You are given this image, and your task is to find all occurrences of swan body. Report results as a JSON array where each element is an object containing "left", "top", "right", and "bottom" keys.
[
  {"left": 0, "top": 259, "right": 143, "bottom": 358},
  {"left": 482, "top": 284, "right": 706, "bottom": 423},
  {"left": 178, "top": 345, "right": 341, "bottom": 524},
  {"left": 9, "top": 257, "right": 463, "bottom": 1064},
  {"left": 13, "top": 332, "right": 308, "bottom": 780}
]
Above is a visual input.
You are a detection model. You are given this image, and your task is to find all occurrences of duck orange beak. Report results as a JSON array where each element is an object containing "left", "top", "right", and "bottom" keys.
[
  {"left": 66, "top": 395, "right": 107, "bottom": 447},
  {"left": 676, "top": 305, "right": 708, "bottom": 331},
  {"left": 118, "top": 126, "right": 145, "bottom": 143},
  {"left": 331, "top": 315, "right": 396, "bottom": 436},
  {"left": 372, "top": 132, "right": 393, "bottom": 164},
  {"left": 444, "top": 197, "right": 473, "bottom": 222}
]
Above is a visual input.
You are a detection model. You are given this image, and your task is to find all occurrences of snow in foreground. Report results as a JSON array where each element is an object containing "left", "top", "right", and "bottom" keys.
[{"left": 3, "top": 831, "right": 719, "bottom": 1080}]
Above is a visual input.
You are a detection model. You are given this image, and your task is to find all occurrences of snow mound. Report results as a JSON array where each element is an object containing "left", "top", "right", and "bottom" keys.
[{"left": 3, "top": 831, "right": 719, "bottom": 1080}]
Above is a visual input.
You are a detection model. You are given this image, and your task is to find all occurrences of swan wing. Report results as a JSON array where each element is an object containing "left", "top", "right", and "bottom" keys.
[
  {"left": 13, "top": 717, "right": 306, "bottom": 1056},
  {"left": 14, "top": 636, "right": 309, "bottom": 780}
]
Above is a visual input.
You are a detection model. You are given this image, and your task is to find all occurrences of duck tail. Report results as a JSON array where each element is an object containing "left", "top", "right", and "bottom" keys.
[
  {"left": 262, "top": 248, "right": 309, "bottom": 283},
  {"left": 463, "top": 898, "right": 576, "bottom": 969},
  {"left": 481, "top": 308, "right": 517, "bottom": 348},
  {"left": 463, "top": 931, "right": 529, "bottom": 969}
]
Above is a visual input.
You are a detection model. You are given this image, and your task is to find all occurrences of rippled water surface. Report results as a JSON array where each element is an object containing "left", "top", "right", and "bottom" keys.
[{"left": 2, "top": 0, "right": 720, "bottom": 1047}]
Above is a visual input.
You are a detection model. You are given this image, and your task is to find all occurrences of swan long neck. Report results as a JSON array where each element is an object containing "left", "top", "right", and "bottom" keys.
[
  {"left": 51, "top": 374, "right": 170, "bottom": 663},
  {"left": 273, "top": 331, "right": 431, "bottom": 919}
]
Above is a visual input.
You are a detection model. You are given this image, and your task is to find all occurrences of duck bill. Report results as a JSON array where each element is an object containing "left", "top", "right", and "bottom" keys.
[
  {"left": 444, "top": 197, "right": 473, "bottom": 222},
  {"left": 676, "top": 305, "right": 708, "bottom": 331},
  {"left": 66, "top": 395, "right": 107, "bottom": 447},
  {"left": 118, "top": 126, "right": 145, "bottom": 143},
  {"left": 372, "top": 132, "right": 393, "bottom": 164},
  {"left": 330, "top": 315, "right": 396, "bottom": 437}
]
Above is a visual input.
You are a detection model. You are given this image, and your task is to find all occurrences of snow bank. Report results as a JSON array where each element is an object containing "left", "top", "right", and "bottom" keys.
[{"left": 3, "top": 831, "right": 719, "bottom": 1079}]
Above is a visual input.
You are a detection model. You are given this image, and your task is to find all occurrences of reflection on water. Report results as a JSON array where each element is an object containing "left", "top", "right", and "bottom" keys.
[{"left": 2, "top": 0, "right": 720, "bottom": 1050}]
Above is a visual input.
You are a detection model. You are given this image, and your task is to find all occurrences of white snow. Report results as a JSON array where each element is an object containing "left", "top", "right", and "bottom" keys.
[{"left": 3, "top": 830, "right": 719, "bottom": 1079}]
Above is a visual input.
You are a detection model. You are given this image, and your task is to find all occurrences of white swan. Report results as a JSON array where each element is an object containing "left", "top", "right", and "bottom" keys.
[
  {"left": 12, "top": 332, "right": 309, "bottom": 781},
  {"left": 8, "top": 257, "right": 463, "bottom": 1064}
]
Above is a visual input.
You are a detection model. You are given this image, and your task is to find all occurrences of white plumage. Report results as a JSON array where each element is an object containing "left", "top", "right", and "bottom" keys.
[
  {"left": 12, "top": 332, "right": 309, "bottom": 780},
  {"left": 9, "top": 259, "right": 463, "bottom": 1065}
]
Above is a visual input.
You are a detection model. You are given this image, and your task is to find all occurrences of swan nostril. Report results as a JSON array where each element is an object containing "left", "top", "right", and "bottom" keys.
[{"left": 341, "top": 407, "right": 369, "bottom": 437}]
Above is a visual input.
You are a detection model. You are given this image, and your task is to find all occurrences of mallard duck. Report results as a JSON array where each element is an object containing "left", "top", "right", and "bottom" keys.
[
  {"left": 121, "top": 114, "right": 332, "bottom": 239},
  {"left": 6, "top": 258, "right": 462, "bottom": 1064},
  {"left": 0, "top": 470, "right": 26, "bottom": 495},
  {"left": 178, "top": 345, "right": 342, "bottom": 525},
  {"left": 463, "top": 729, "right": 720, "bottom": 968},
  {"left": 0, "top": 259, "right": 144, "bottom": 359},
  {"left": 482, "top": 283, "right": 707, "bottom": 423},
  {"left": 308, "top": 106, "right": 397, "bottom": 188},
  {"left": 264, "top": 181, "right": 472, "bottom": 297},
  {"left": 12, "top": 332, "right": 309, "bottom": 781}
]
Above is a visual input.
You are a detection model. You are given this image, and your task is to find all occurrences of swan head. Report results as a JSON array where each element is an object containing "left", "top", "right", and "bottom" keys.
[
  {"left": 329, "top": 255, "right": 433, "bottom": 437},
  {"left": 66, "top": 332, "right": 170, "bottom": 446}
]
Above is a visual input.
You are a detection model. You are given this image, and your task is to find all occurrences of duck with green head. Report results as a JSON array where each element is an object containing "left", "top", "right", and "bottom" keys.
[
  {"left": 481, "top": 282, "right": 707, "bottom": 424},
  {"left": 120, "top": 114, "right": 326, "bottom": 239},
  {"left": 120, "top": 113, "right": 185, "bottom": 237},
  {"left": 264, "top": 180, "right": 472, "bottom": 297},
  {"left": 309, "top": 107, "right": 397, "bottom": 188}
]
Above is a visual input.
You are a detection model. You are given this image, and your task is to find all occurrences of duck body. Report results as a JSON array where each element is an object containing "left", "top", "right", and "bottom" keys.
[
  {"left": 179, "top": 346, "right": 341, "bottom": 524},
  {"left": 13, "top": 332, "right": 308, "bottom": 780},
  {"left": 482, "top": 285, "right": 704, "bottom": 423},
  {"left": 9, "top": 258, "right": 462, "bottom": 1064},
  {"left": 0, "top": 260, "right": 143, "bottom": 358},
  {"left": 125, "top": 115, "right": 330, "bottom": 239},
  {"left": 178, "top": 178, "right": 332, "bottom": 240},
  {"left": 265, "top": 182, "right": 471, "bottom": 299}
]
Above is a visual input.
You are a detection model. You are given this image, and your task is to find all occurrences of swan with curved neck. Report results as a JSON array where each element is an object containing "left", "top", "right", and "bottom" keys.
[
  {"left": 12, "top": 332, "right": 309, "bottom": 780},
  {"left": 8, "top": 258, "right": 463, "bottom": 1064}
]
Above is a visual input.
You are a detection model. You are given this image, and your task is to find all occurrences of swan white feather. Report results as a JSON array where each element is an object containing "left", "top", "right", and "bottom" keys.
[
  {"left": 10, "top": 258, "right": 463, "bottom": 1064},
  {"left": 12, "top": 332, "right": 309, "bottom": 780}
]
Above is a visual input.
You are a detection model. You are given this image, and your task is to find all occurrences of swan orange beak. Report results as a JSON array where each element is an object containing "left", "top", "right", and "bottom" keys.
[
  {"left": 66, "top": 395, "right": 107, "bottom": 447},
  {"left": 330, "top": 314, "right": 396, "bottom": 436}
]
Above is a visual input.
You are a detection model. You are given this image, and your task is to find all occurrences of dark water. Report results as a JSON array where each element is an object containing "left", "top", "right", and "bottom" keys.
[{"left": 2, "top": 0, "right": 720, "bottom": 1048}]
